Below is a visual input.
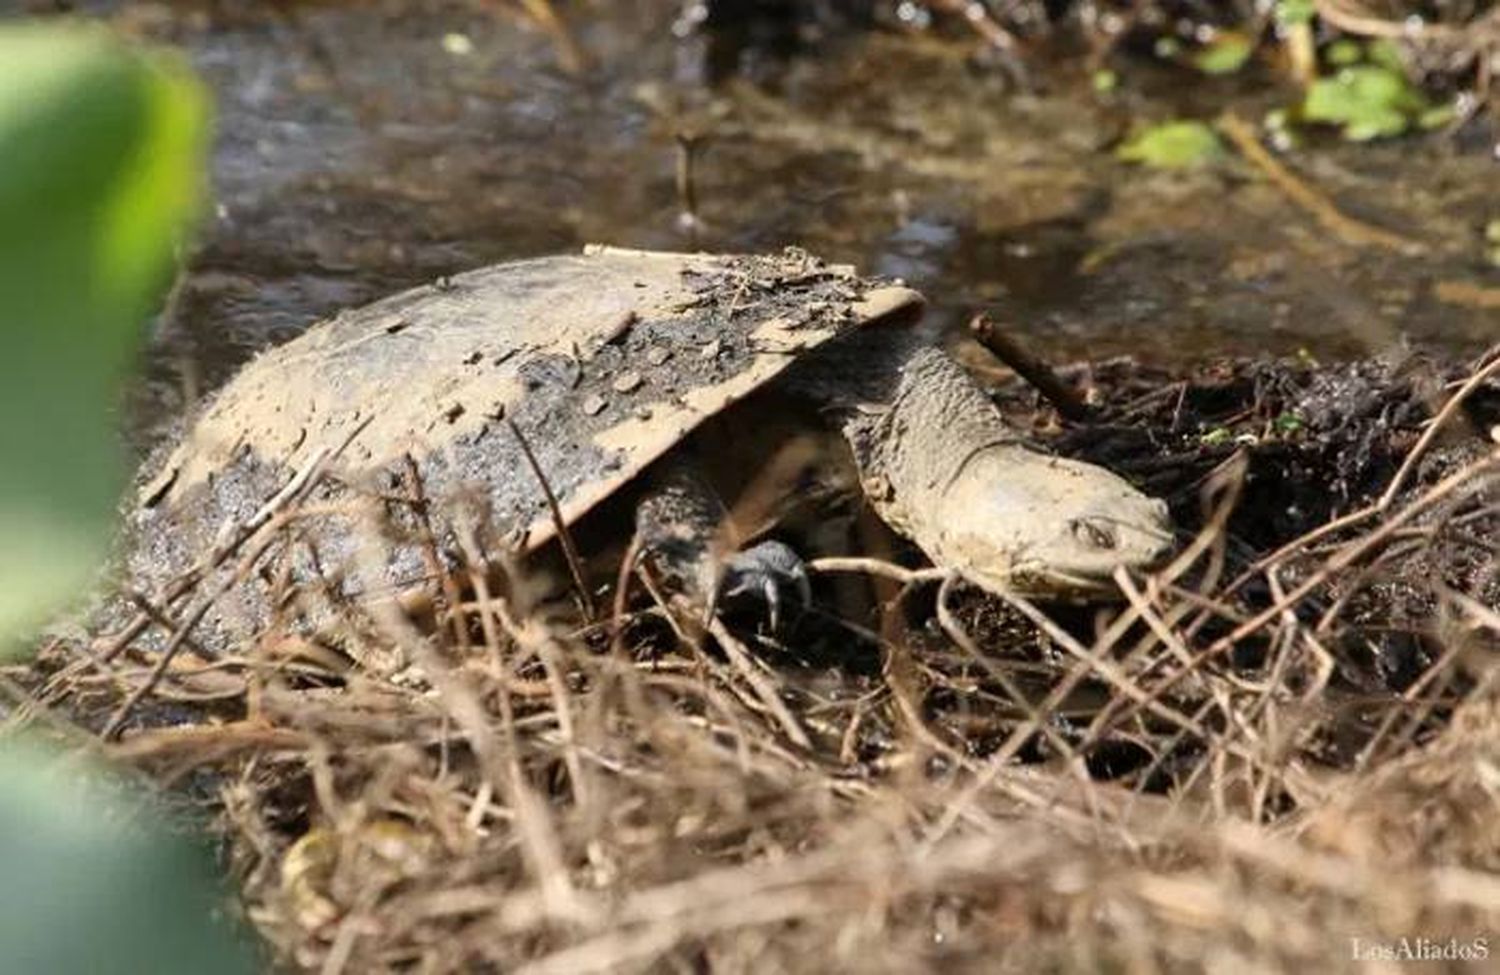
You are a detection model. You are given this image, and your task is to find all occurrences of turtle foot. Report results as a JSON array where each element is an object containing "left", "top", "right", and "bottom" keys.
[
  {"left": 715, "top": 540, "right": 812, "bottom": 634},
  {"left": 634, "top": 464, "right": 811, "bottom": 635}
]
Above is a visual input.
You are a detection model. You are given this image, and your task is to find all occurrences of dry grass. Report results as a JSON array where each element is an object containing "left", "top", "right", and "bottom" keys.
[{"left": 7, "top": 347, "right": 1500, "bottom": 972}]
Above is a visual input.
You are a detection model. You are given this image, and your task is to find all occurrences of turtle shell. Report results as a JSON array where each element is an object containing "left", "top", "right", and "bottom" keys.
[{"left": 124, "top": 247, "right": 921, "bottom": 655}]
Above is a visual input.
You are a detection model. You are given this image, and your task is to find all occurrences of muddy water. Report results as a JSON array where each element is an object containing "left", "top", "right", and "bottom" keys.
[{"left": 41, "top": 1, "right": 1500, "bottom": 443}]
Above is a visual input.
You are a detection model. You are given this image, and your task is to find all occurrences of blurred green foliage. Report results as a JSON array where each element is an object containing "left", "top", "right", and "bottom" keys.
[
  {"left": 1191, "top": 32, "right": 1253, "bottom": 76},
  {"left": 1302, "top": 40, "right": 1448, "bottom": 140},
  {"left": 0, "top": 23, "right": 207, "bottom": 651},
  {"left": 0, "top": 742, "right": 257, "bottom": 974},
  {"left": 1272, "top": 412, "right": 1305, "bottom": 435},
  {"left": 1274, "top": 0, "right": 1316, "bottom": 27},
  {"left": 0, "top": 23, "right": 257, "bottom": 975},
  {"left": 1324, "top": 38, "right": 1366, "bottom": 68},
  {"left": 1117, "top": 120, "right": 1225, "bottom": 169}
]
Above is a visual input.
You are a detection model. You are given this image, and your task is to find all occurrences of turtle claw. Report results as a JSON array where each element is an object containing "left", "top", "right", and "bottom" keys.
[{"left": 716, "top": 540, "right": 812, "bottom": 633}]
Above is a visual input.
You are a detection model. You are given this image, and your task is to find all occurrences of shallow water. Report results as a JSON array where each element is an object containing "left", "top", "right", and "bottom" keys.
[{"left": 35, "top": 1, "right": 1500, "bottom": 442}]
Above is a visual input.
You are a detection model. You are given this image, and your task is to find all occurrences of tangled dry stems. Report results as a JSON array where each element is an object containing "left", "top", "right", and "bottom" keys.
[{"left": 6, "top": 349, "right": 1500, "bottom": 972}]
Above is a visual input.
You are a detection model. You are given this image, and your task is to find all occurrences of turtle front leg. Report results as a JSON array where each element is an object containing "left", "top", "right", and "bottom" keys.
[
  {"left": 633, "top": 462, "right": 810, "bottom": 631},
  {"left": 717, "top": 539, "right": 811, "bottom": 633}
]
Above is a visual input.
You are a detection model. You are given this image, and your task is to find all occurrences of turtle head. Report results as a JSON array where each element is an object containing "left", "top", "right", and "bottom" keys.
[{"left": 934, "top": 447, "right": 1174, "bottom": 597}]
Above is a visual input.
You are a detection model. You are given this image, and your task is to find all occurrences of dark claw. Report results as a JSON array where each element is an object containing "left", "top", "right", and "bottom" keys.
[{"left": 716, "top": 540, "right": 811, "bottom": 633}]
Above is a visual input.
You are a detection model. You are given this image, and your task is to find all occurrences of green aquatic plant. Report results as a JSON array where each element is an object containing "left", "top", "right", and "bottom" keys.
[
  {"left": 1192, "top": 31, "right": 1254, "bottom": 76},
  {"left": 1150, "top": 28, "right": 1254, "bottom": 77},
  {"left": 1274, "top": 0, "right": 1316, "bottom": 28},
  {"left": 1303, "top": 64, "right": 1427, "bottom": 140},
  {"left": 1300, "top": 39, "right": 1450, "bottom": 141},
  {"left": 1117, "top": 120, "right": 1226, "bottom": 169},
  {"left": 1324, "top": 38, "right": 1365, "bottom": 68}
]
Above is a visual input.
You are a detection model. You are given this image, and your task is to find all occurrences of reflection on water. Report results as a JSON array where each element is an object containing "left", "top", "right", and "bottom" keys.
[{"left": 52, "top": 1, "right": 1496, "bottom": 445}]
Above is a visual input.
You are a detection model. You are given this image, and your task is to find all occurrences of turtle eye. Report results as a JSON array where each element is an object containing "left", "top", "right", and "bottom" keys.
[{"left": 1070, "top": 518, "right": 1118, "bottom": 550}]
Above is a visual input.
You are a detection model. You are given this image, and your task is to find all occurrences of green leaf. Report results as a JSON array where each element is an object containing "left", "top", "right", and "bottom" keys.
[
  {"left": 1302, "top": 64, "right": 1429, "bottom": 141},
  {"left": 1200, "top": 427, "right": 1233, "bottom": 446},
  {"left": 1417, "top": 101, "right": 1458, "bottom": 130},
  {"left": 1273, "top": 413, "right": 1305, "bottom": 434},
  {"left": 1092, "top": 68, "right": 1119, "bottom": 93},
  {"left": 1485, "top": 220, "right": 1500, "bottom": 268},
  {"left": 1117, "top": 120, "right": 1226, "bottom": 169},
  {"left": 1274, "top": 0, "right": 1316, "bottom": 27},
  {"left": 1324, "top": 39, "right": 1364, "bottom": 67},
  {"left": 1192, "top": 32, "right": 1254, "bottom": 75},
  {"left": 0, "top": 24, "right": 208, "bottom": 653},
  {"left": 0, "top": 741, "right": 258, "bottom": 974},
  {"left": 1366, "top": 38, "right": 1406, "bottom": 73}
]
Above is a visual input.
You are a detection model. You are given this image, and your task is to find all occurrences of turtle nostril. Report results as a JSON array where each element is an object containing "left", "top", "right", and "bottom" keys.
[{"left": 1071, "top": 518, "right": 1117, "bottom": 549}]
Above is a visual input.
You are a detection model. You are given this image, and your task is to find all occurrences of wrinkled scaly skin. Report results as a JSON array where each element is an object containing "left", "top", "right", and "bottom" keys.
[
  {"left": 812, "top": 333, "right": 1174, "bottom": 595},
  {"left": 126, "top": 247, "right": 1171, "bottom": 661},
  {"left": 638, "top": 323, "right": 1174, "bottom": 610}
]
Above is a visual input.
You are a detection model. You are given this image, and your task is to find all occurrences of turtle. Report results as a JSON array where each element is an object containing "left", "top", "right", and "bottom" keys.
[{"left": 124, "top": 246, "right": 1173, "bottom": 659}]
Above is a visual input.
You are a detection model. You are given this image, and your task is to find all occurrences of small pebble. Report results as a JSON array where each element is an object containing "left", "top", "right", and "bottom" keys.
[
  {"left": 582, "top": 394, "right": 607, "bottom": 416},
  {"left": 646, "top": 347, "right": 672, "bottom": 366},
  {"left": 700, "top": 339, "right": 722, "bottom": 360},
  {"left": 612, "top": 371, "right": 643, "bottom": 394}
]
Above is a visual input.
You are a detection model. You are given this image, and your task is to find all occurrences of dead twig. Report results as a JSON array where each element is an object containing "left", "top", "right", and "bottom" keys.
[
  {"left": 508, "top": 418, "right": 596, "bottom": 620},
  {"left": 1378, "top": 352, "right": 1500, "bottom": 508},
  {"left": 706, "top": 618, "right": 812, "bottom": 750},
  {"left": 925, "top": 0, "right": 1023, "bottom": 59},
  {"left": 100, "top": 507, "right": 309, "bottom": 740},
  {"left": 506, "top": 0, "right": 588, "bottom": 75},
  {"left": 969, "top": 314, "right": 1095, "bottom": 422},
  {"left": 1218, "top": 112, "right": 1422, "bottom": 254}
]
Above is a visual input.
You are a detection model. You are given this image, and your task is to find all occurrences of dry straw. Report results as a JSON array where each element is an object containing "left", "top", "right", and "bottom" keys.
[{"left": 7, "top": 346, "right": 1499, "bottom": 973}]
